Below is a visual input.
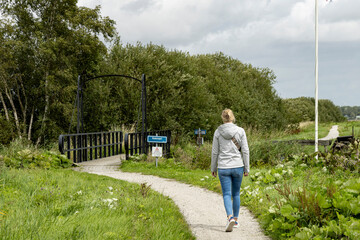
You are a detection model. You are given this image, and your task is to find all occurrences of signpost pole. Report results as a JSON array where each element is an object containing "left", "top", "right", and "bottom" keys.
[
  {"left": 198, "top": 128, "right": 201, "bottom": 146},
  {"left": 156, "top": 133, "right": 158, "bottom": 167}
]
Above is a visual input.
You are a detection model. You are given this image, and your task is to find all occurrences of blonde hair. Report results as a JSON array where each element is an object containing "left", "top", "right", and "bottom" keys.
[{"left": 221, "top": 109, "right": 235, "bottom": 123}]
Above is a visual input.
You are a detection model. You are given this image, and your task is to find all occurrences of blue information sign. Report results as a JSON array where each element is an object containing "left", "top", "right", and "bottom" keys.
[
  {"left": 194, "top": 129, "right": 206, "bottom": 135},
  {"left": 147, "top": 136, "right": 167, "bottom": 143}
]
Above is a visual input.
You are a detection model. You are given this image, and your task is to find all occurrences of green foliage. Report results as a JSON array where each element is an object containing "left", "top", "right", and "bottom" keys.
[
  {"left": 172, "top": 143, "right": 212, "bottom": 170},
  {"left": 338, "top": 121, "right": 360, "bottom": 137},
  {"left": 0, "top": 139, "right": 72, "bottom": 169},
  {"left": 0, "top": 168, "right": 194, "bottom": 239},
  {"left": 249, "top": 141, "right": 303, "bottom": 166},
  {"left": 128, "top": 142, "right": 212, "bottom": 170},
  {"left": 284, "top": 97, "right": 346, "bottom": 124},
  {"left": 121, "top": 133, "right": 360, "bottom": 240},
  {"left": 340, "top": 106, "right": 360, "bottom": 120},
  {"left": 278, "top": 122, "right": 334, "bottom": 141},
  {"left": 0, "top": 115, "right": 15, "bottom": 145},
  {"left": 96, "top": 43, "right": 289, "bottom": 142},
  {"left": 0, "top": 0, "right": 116, "bottom": 144},
  {"left": 304, "top": 138, "right": 360, "bottom": 174}
]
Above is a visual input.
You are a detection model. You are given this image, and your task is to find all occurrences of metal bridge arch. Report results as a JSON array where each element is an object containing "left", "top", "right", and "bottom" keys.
[
  {"left": 59, "top": 73, "right": 171, "bottom": 162},
  {"left": 75, "top": 73, "right": 147, "bottom": 137}
]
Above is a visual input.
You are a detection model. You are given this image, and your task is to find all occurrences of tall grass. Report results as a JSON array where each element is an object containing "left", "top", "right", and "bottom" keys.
[
  {"left": 0, "top": 168, "right": 194, "bottom": 240},
  {"left": 338, "top": 121, "right": 360, "bottom": 137},
  {"left": 0, "top": 138, "right": 71, "bottom": 169}
]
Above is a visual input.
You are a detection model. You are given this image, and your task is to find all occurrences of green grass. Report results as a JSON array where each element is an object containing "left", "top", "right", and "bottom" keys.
[
  {"left": 277, "top": 122, "right": 333, "bottom": 141},
  {"left": 0, "top": 168, "right": 195, "bottom": 240},
  {"left": 120, "top": 153, "right": 360, "bottom": 239},
  {"left": 337, "top": 121, "right": 360, "bottom": 137}
]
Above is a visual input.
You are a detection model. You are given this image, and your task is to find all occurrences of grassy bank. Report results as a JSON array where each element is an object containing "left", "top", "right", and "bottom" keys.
[{"left": 0, "top": 168, "right": 194, "bottom": 240}]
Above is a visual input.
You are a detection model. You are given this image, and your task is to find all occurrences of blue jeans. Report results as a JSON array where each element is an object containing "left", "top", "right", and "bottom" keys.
[{"left": 218, "top": 167, "right": 244, "bottom": 218}]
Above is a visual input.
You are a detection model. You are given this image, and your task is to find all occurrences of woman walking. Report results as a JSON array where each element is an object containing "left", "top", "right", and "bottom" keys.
[{"left": 211, "top": 109, "right": 250, "bottom": 232}]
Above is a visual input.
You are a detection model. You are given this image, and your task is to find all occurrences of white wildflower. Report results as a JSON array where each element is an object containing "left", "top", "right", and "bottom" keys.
[
  {"left": 299, "top": 163, "right": 307, "bottom": 168},
  {"left": 200, "top": 178, "right": 204, "bottom": 181},
  {"left": 274, "top": 173, "right": 281, "bottom": 179},
  {"left": 204, "top": 176, "right": 209, "bottom": 179},
  {"left": 269, "top": 206, "right": 277, "bottom": 213},
  {"left": 77, "top": 190, "right": 82, "bottom": 195},
  {"left": 259, "top": 198, "right": 263, "bottom": 203},
  {"left": 108, "top": 186, "right": 113, "bottom": 191}
]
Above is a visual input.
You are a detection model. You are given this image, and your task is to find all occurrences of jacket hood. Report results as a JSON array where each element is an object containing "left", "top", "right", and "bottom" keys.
[{"left": 218, "top": 123, "right": 238, "bottom": 140}]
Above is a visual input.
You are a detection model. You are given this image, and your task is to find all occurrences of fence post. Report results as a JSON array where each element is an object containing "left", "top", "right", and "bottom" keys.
[
  {"left": 124, "top": 133, "right": 129, "bottom": 160},
  {"left": 58, "top": 135, "right": 64, "bottom": 154}
]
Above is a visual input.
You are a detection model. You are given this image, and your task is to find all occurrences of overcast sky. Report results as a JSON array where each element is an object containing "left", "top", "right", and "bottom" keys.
[{"left": 78, "top": 0, "right": 359, "bottom": 106}]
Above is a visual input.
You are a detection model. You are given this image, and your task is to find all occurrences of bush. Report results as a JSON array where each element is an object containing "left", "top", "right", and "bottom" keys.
[
  {"left": 249, "top": 141, "right": 303, "bottom": 166},
  {"left": 172, "top": 143, "right": 212, "bottom": 170},
  {"left": 0, "top": 139, "right": 72, "bottom": 169},
  {"left": 0, "top": 116, "right": 15, "bottom": 145},
  {"left": 301, "top": 138, "right": 360, "bottom": 173}
]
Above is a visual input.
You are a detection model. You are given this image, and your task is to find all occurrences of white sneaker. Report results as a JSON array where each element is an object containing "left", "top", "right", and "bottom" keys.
[
  {"left": 233, "top": 221, "right": 239, "bottom": 228},
  {"left": 225, "top": 217, "right": 235, "bottom": 232}
]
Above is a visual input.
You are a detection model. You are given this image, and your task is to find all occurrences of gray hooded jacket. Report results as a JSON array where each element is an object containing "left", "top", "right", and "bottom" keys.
[{"left": 211, "top": 123, "right": 250, "bottom": 173}]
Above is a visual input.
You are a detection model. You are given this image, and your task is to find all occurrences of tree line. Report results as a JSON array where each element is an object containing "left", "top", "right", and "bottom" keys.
[
  {"left": 283, "top": 97, "right": 346, "bottom": 125},
  {"left": 339, "top": 106, "right": 360, "bottom": 120},
  {"left": 0, "top": 0, "right": 346, "bottom": 145}
]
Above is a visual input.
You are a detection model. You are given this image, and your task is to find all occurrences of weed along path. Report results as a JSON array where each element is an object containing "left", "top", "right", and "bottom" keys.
[{"left": 77, "top": 156, "right": 269, "bottom": 240}]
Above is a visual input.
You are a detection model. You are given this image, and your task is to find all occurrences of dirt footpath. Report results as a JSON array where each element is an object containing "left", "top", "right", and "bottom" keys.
[
  {"left": 77, "top": 156, "right": 270, "bottom": 240},
  {"left": 320, "top": 125, "right": 339, "bottom": 140}
]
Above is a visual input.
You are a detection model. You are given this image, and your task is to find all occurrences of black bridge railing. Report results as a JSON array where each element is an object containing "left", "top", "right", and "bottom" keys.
[
  {"left": 58, "top": 130, "right": 171, "bottom": 163},
  {"left": 125, "top": 130, "right": 171, "bottom": 160},
  {"left": 59, "top": 131, "right": 123, "bottom": 163}
]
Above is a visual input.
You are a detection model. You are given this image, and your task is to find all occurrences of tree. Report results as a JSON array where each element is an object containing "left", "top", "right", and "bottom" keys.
[
  {"left": 0, "top": 0, "right": 116, "bottom": 144},
  {"left": 283, "top": 97, "right": 345, "bottom": 124}
]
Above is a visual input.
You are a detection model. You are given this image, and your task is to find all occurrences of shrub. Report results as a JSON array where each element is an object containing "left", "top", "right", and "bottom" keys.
[
  {"left": 0, "top": 138, "right": 72, "bottom": 169},
  {"left": 172, "top": 143, "right": 212, "bottom": 170},
  {"left": 249, "top": 141, "right": 303, "bottom": 166},
  {"left": 299, "top": 138, "right": 360, "bottom": 173},
  {"left": 0, "top": 116, "right": 15, "bottom": 145}
]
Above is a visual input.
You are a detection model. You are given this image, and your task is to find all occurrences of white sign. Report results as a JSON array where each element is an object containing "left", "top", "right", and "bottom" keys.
[{"left": 152, "top": 146, "right": 163, "bottom": 157}]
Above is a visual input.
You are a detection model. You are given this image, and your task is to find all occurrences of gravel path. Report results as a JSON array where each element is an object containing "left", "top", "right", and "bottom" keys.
[
  {"left": 320, "top": 125, "right": 339, "bottom": 140},
  {"left": 76, "top": 156, "right": 270, "bottom": 240}
]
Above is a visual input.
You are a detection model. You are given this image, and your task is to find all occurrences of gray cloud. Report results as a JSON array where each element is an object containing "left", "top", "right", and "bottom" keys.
[{"left": 78, "top": 0, "right": 360, "bottom": 106}]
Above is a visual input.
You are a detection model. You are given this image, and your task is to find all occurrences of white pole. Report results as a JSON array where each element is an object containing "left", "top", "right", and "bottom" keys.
[{"left": 315, "top": 0, "right": 319, "bottom": 157}]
